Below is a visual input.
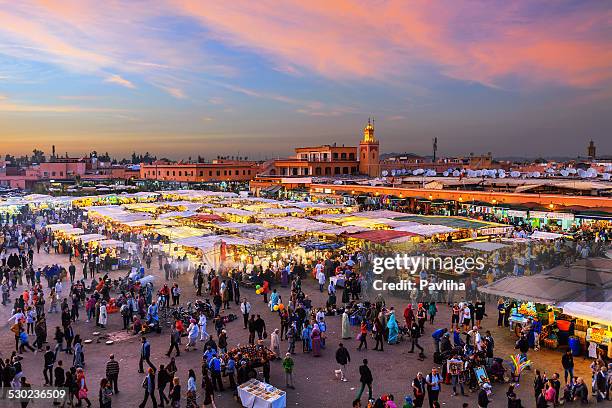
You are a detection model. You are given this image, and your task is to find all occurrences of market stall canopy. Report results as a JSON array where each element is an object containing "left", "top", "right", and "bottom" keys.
[
  {"left": 175, "top": 234, "right": 258, "bottom": 250},
  {"left": 393, "top": 224, "right": 455, "bottom": 236},
  {"left": 350, "top": 210, "right": 408, "bottom": 219},
  {"left": 210, "top": 207, "right": 256, "bottom": 217},
  {"left": 258, "top": 207, "right": 305, "bottom": 216},
  {"left": 98, "top": 239, "right": 124, "bottom": 249},
  {"left": 155, "top": 226, "right": 211, "bottom": 239},
  {"left": 188, "top": 214, "right": 224, "bottom": 223},
  {"left": 263, "top": 217, "right": 335, "bottom": 232},
  {"left": 122, "top": 219, "right": 175, "bottom": 228},
  {"left": 530, "top": 231, "right": 564, "bottom": 240},
  {"left": 393, "top": 215, "right": 495, "bottom": 229},
  {"left": 557, "top": 302, "right": 612, "bottom": 326},
  {"left": 241, "top": 227, "right": 301, "bottom": 242},
  {"left": 320, "top": 225, "right": 372, "bottom": 235},
  {"left": 158, "top": 210, "right": 197, "bottom": 219},
  {"left": 47, "top": 223, "right": 75, "bottom": 231},
  {"left": 349, "top": 229, "right": 418, "bottom": 244},
  {"left": 478, "top": 259, "right": 612, "bottom": 303},
  {"left": 63, "top": 227, "right": 84, "bottom": 236},
  {"left": 463, "top": 242, "right": 509, "bottom": 252},
  {"left": 79, "top": 233, "right": 106, "bottom": 243}
]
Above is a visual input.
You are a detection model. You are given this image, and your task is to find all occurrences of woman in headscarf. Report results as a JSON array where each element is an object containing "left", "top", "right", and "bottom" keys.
[
  {"left": 341, "top": 310, "right": 351, "bottom": 340},
  {"left": 311, "top": 323, "right": 322, "bottom": 357},
  {"left": 387, "top": 312, "right": 399, "bottom": 345}
]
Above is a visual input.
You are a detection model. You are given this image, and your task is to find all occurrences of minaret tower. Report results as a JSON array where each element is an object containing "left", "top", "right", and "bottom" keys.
[{"left": 358, "top": 118, "right": 380, "bottom": 177}]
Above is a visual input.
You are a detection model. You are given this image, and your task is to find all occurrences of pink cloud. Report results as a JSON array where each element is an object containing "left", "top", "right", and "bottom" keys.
[{"left": 172, "top": 0, "right": 612, "bottom": 88}]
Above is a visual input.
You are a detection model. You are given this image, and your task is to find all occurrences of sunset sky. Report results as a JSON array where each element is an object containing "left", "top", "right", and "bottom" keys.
[{"left": 0, "top": 1, "right": 610, "bottom": 160}]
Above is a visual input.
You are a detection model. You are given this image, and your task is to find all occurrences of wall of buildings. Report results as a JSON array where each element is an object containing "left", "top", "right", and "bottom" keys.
[{"left": 140, "top": 160, "right": 261, "bottom": 182}]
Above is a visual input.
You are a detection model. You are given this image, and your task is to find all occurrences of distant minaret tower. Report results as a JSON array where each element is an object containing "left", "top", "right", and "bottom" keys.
[
  {"left": 52, "top": 145, "right": 56, "bottom": 160},
  {"left": 358, "top": 118, "right": 380, "bottom": 177},
  {"left": 432, "top": 137, "right": 438, "bottom": 163},
  {"left": 587, "top": 140, "right": 596, "bottom": 160}
]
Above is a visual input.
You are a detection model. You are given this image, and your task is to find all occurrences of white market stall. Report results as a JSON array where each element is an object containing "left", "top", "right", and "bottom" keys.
[{"left": 463, "top": 242, "right": 509, "bottom": 252}]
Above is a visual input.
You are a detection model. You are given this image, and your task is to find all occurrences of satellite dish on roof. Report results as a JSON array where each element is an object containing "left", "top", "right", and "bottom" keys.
[
  {"left": 577, "top": 169, "right": 586, "bottom": 178},
  {"left": 443, "top": 171, "right": 449, "bottom": 177},
  {"left": 391, "top": 170, "right": 396, "bottom": 176},
  {"left": 452, "top": 170, "right": 461, "bottom": 177},
  {"left": 586, "top": 168, "right": 597, "bottom": 178},
  {"left": 602, "top": 173, "right": 611, "bottom": 180},
  {"left": 510, "top": 171, "right": 521, "bottom": 178},
  {"left": 568, "top": 168, "right": 577, "bottom": 174},
  {"left": 560, "top": 170, "right": 569, "bottom": 177},
  {"left": 532, "top": 171, "right": 541, "bottom": 178},
  {"left": 498, "top": 170, "right": 506, "bottom": 178},
  {"left": 382, "top": 170, "right": 388, "bottom": 177}
]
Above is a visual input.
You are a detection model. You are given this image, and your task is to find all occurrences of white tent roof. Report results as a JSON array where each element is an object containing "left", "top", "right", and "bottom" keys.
[
  {"left": 530, "top": 231, "right": 564, "bottom": 240},
  {"left": 79, "top": 233, "right": 106, "bottom": 243},
  {"left": 98, "top": 239, "right": 124, "bottom": 249},
  {"left": 558, "top": 302, "right": 612, "bottom": 326},
  {"left": 263, "top": 217, "right": 335, "bottom": 232},
  {"left": 393, "top": 224, "right": 455, "bottom": 236},
  {"left": 463, "top": 242, "right": 508, "bottom": 252}
]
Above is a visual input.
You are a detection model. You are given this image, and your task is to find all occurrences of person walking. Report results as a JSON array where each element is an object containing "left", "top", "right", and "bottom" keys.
[
  {"left": 166, "top": 325, "right": 181, "bottom": 357},
  {"left": 168, "top": 377, "right": 180, "bottom": 408},
  {"left": 139, "top": 337, "right": 157, "bottom": 373},
  {"left": 98, "top": 378, "right": 113, "bottom": 408},
  {"left": 356, "top": 359, "right": 373, "bottom": 402},
  {"left": 409, "top": 321, "right": 425, "bottom": 358},
  {"left": 282, "top": 353, "right": 295, "bottom": 389},
  {"left": 157, "top": 364, "right": 171, "bottom": 407},
  {"left": 335, "top": 343, "right": 351, "bottom": 382},
  {"left": 426, "top": 368, "right": 442, "bottom": 408},
  {"left": 76, "top": 367, "right": 92, "bottom": 407},
  {"left": 561, "top": 349, "right": 574, "bottom": 384},
  {"left": 240, "top": 299, "right": 251, "bottom": 329},
  {"left": 105, "top": 354, "right": 120, "bottom": 394},
  {"left": 357, "top": 320, "right": 368, "bottom": 351},
  {"left": 139, "top": 367, "right": 157, "bottom": 408},
  {"left": 52, "top": 360, "right": 65, "bottom": 406},
  {"left": 43, "top": 345, "right": 55, "bottom": 386},
  {"left": 412, "top": 372, "right": 427, "bottom": 408}
]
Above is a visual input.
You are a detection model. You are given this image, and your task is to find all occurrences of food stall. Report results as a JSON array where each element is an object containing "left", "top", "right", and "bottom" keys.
[
  {"left": 559, "top": 302, "right": 612, "bottom": 359},
  {"left": 238, "top": 379, "right": 286, "bottom": 408}
]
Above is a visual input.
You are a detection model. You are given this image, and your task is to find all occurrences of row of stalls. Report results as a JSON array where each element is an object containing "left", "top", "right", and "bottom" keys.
[{"left": 477, "top": 257, "right": 612, "bottom": 359}]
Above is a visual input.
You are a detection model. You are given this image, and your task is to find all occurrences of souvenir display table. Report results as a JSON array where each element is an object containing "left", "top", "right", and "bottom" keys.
[{"left": 238, "top": 379, "right": 286, "bottom": 408}]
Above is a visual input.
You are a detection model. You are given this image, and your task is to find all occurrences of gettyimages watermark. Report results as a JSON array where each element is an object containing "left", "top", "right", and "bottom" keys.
[{"left": 371, "top": 254, "right": 485, "bottom": 292}]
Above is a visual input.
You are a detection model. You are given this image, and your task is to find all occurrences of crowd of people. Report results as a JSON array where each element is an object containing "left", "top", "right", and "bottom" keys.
[{"left": 0, "top": 202, "right": 610, "bottom": 408}]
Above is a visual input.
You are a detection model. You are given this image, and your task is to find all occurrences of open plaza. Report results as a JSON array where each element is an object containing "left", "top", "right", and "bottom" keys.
[{"left": 0, "top": 189, "right": 609, "bottom": 408}]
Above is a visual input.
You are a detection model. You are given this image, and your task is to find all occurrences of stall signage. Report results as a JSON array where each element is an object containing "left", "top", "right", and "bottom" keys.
[
  {"left": 586, "top": 327, "right": 611, "bottom": 345},
  {"left": 530, "top": 211, "right": 574, "bottom": 220},
  {"left": 479, "top": 226, "right": 514, "bottom": 236},
  {"left": 507, "top": 210, "right": 528, "bottom": 218}
]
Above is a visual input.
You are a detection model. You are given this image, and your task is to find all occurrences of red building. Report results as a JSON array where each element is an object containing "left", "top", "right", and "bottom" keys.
[{"left": 139, "top": 159, "right": 261, "bottom": 183}]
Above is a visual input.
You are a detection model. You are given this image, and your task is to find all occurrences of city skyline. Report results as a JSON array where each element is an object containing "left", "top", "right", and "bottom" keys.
[{"left": 0, "top": 1, "right": 611, "bottom": 158}]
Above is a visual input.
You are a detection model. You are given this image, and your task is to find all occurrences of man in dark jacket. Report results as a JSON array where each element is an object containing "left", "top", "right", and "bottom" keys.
[
  {"left": 561, "top": 349, "right": 574, "bottom": 384},
  {"left": 356, "top": 359, "right": 373, "bottom": 402},
  {"left": 43, "top": 345, "right": 55, "bottom": 385},
  {"left": 335, "top": 343, "right": 351, "bottom": 382}
]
